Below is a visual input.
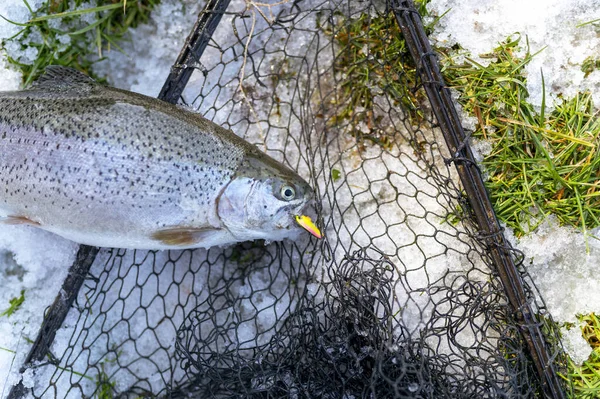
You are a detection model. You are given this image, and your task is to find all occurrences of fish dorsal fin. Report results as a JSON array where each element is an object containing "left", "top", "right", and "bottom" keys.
[{"left": 30, "top": 65, "right": 97, "bottom": 90}]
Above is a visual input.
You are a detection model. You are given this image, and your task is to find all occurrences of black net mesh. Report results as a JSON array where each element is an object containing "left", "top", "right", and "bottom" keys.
[{"left": 10, "top": 0, "right": 571, "bottom": 398}]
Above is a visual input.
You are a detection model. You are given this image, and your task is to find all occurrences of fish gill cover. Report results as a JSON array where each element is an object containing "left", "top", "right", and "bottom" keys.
[{"left": 0, "top": 0, "right": 573, "bottom": 398}]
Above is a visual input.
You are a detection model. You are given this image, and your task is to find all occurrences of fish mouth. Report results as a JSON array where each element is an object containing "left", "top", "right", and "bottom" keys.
[{"left": 295, "top": 214, "right": 322, "bottom": 239}]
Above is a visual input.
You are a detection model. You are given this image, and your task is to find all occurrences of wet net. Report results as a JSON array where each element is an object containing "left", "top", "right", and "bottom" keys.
[{"left": 8, "top": 0, "right": 571, "bottom": 398}]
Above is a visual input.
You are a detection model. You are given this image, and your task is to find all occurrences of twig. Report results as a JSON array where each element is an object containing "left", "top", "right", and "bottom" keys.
[{"left": 236, "top": 0, "right": 290, "bottom": 149}]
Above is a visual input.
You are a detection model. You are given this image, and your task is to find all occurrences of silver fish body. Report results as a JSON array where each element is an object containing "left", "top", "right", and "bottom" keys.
[{"left": 0, "top": 67, "right": 318, "bottom": 249}]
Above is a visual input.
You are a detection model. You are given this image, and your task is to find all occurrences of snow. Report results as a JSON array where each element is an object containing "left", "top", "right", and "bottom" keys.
[
  {"left": 429, "top": 0, "right": 600, "bottom": 364},
  {"left": 0, "top": 0, "right": 598, "bottom": 396},
  {"left": 427, "top": 0, "right": 600, "bottom": 111},
  {"left": 0, "top": 227, "right": 78, "bottom": 395},
  {"left": 562, "top": 323, "right": 594, "bottom": 366},
  {"left": 0, "top": 0, "right": 40, "bottom": 88},
  {"left": 20, "top": 368, "right": 35, "bottom": 389},
  {"left": 504, "top": 217, "right": 600, "bottom": 363},
  {"left": 93, "top": 0, "right": 208, "bottom": 97}
]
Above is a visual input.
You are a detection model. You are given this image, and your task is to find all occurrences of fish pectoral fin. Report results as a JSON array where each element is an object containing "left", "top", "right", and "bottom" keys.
[
  {"left": 151, "top": 227, "right": 219, "bottom": 246},
  {"left": 1, "top": 215, "right": 41, "bottom": 226}
]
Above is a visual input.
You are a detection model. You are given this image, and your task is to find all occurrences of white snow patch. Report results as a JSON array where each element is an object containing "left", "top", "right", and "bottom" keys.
[
  {"left": 93, "top": 0, "right": 208, "bottom": 97},
  {"left": 20, "top": 368, "right": 35, "bottom": 389},
  {"left": 504, "top": 217, "right": 600, "bottom": 364},
  {"left": 562, "top": 324, "right": 593, "bottom": 366},
  {"left": 0, "top": 227, "right": 78, "bottom": 396},
  {"left": 428, "top": 0, "right": 600, "bottom": 110}
]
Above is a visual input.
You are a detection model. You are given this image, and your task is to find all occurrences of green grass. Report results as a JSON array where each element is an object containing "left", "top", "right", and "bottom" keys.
[
  {"left": 438, "top": 34, "right": 600, "bottom": 399},
  {"left": 1, "top": 290, "right": 25, "bottom": 317},
  {"left": 439, "top": 36, "right": 600, "bottom": 238},
  {"left": 562, "top": 314, "right": 600, "bottom": 398},
  {"left": 328, "top": 11, "right": 600, "bottom": 239},
  {"left": 1, "top": 0, "right": 159, "bottom": 86},
  {"left": 95, "top": 362, "right": 116, "bottom": 399},
  {"left": 581, "top": 56, "right": 600, "bottom": 78}
]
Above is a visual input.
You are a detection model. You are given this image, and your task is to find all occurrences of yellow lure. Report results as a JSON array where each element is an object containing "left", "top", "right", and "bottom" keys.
[{"left": 295, "top": 215, "right": 323, "bottom": 239}]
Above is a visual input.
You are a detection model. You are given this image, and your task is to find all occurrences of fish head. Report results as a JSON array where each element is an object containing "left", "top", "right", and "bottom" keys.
[{"left": 217, "top": 152, "right": 321, "bottom": 243}]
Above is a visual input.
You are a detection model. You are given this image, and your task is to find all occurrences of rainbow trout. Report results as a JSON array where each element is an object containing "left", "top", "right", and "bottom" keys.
[{"left": 0, "top": 66, "right": 321, "bottom": 249}]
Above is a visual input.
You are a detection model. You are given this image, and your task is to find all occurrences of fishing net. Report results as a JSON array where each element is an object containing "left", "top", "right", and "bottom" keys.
[{"left": 7, "top": 0, "right": 571, "bottom": 398}]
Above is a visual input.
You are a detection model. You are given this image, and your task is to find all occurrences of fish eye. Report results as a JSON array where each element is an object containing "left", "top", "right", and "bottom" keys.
[{"left": 280, "top": 185, "right": 296, "bottom": 201}]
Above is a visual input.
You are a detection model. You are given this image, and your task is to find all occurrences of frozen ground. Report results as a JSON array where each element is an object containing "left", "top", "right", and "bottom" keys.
[
  {"left": 428, "top": 0, "right": 600, "bottom": 364},
  {"left": 504, "top": 218, "right": 600, "bottom": 364},
  {"left": 0, "top": 0, "right": 597, "bottom": 396},
  {"left": 427, "top": 0, "right": 600, "bottom": 111},
  {"left": 93, "top": 0, "right": 207, "bottom": 97}
]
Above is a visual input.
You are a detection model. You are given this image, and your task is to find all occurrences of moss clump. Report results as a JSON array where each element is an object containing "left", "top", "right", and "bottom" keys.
[{"left": 324, "top": 2, "right": 438, "bottom": 149}]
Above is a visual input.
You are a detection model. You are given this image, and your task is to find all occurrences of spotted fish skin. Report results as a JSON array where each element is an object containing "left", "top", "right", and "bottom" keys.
[{"left": 0, "top": 66, "right": 314, "bottom": 249}]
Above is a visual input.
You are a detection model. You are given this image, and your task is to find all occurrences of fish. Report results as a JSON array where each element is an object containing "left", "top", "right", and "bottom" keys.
[{"left": 0, "top": 66, "right": 321, "bottom": 250}]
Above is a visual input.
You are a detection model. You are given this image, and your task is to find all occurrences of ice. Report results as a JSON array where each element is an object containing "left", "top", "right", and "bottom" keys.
[
  {"left": 430, "top": 0, "right": 600, "bottom": 364},
  {"left": 0, "top": 56, "right": 21, "bottom": 92},
  {"left": 0, "top": 227, "right": 78, "bottom": 395},
  {"left": 427, "top": 0, "right": 600, "bottom": 110},
  {"left": 76, "top": 2, "right": 100, "bottom": 25},
  {"left": 562, "top": 323, "right": 594, "bottom": 366},
  {"left": 0, "top": 0, "right": 44, "bottom": 38},
  {"left": 19, "top": 368, "right": 35, "bottom": 389},
  {"left": 20, "top": 46, "right": 39, "bottom": 66},
  {"left": 470, "top": 138, "right": 492, "bottom": 164},
  {"left": 0, "top": 4, "right": 44, "bottom": 69},
  {"left": 93, "top": 0, "right": 208, "bottom": 97},
  {"left": 0, "top": 0, "right": 42, "bottom": 87},
  {"left": 503, "top": 217, "right": 600, "bottom": 364}
]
